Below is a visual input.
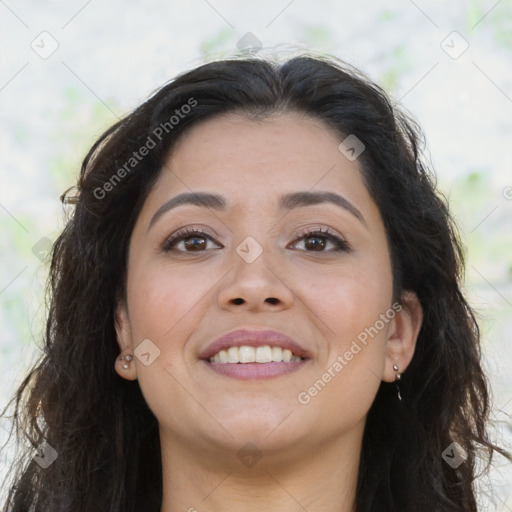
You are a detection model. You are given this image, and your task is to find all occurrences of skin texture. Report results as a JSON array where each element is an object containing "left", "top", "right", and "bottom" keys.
[{"left": 114, "top": 113, "right": 423, "bottom": 512}]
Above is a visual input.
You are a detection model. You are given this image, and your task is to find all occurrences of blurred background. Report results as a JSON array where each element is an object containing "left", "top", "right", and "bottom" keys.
[{"left": 1, "top": 0, "right": 511, "bottom": 508}]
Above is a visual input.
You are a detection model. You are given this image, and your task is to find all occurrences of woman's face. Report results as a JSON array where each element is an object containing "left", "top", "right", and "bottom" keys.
[{"left": 115, "top": 112, "right": 420, "bottom": 463}]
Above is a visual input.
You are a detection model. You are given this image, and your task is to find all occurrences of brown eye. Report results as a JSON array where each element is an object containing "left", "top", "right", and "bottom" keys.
[
  {"left": 162, "top": 228, "right": 221, "bottom": 253},
  {"left": 182, "top": 236, "right": 207, "bottom": 251},
  {"left": 291, "top": 228, "right": 351, "bottom": 253},
  {"left": 303, "top": 235, "right": 327, "bottom": 251}
]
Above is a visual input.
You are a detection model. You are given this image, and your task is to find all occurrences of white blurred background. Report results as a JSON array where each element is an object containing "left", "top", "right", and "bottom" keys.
[{"left": 1, "top": 0, "right": 511, "bottom": 508}]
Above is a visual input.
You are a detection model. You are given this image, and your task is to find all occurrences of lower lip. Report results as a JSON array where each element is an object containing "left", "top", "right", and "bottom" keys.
[{"left": 203, "top": 360, "right": 308, "bottom": 380}]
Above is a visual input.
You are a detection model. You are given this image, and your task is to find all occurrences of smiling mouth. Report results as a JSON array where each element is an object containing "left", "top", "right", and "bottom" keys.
[
  {"left": 207, "top": 345, "right": 304, "bottom": 364},
  {"left": 204, "top": 344, "right": 308, "bottom": 380}
]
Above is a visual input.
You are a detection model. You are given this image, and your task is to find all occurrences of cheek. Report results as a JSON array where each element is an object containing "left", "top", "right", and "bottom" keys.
[
  {"left": 298, "top": 301, "right": 388, "bottom": 435},
  {"left": 124, "top": 263, "right": 212, "bottom": 427},
  {"left": 300, "top": 253, "right": 393, "bottom": 341},
  {"left": 294, "top": 256, "right": 391, "bottom": 423},
  {"left": 126, "top": 260, "right": 214, "bottom": 342}
]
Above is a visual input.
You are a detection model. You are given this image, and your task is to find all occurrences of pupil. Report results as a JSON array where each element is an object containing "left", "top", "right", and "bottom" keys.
[
  {"left": 185, "top": 237, "right": 206, "bottom": 251},
  {"left": 305, "top": 236, "right": 325, "bottom": 251}
]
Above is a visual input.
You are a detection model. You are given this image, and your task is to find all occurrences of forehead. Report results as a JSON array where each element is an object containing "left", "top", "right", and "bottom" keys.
[{"left": 151, "top": 112, "right": 371, "bottom": 210}]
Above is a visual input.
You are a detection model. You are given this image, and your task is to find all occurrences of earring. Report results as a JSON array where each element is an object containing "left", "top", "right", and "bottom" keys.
[
  {"left": 393, "top": 364, "right": 402, "bottom": 401},
  {"left": 119, "top": 354, "right": 133, "bottom": 370}
]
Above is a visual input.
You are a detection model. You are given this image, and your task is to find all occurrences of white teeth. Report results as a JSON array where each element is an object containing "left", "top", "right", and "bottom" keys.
[
  {"left": 271, "top": 346, "right": 283, "bottom": 362},
  {"left": 218, "top": 350, "right": 228, "bottom": 363},
  {"left": 239, "top": 346, "right": 255, "bottom": 363},
  {"left": 227, "top": 347, "right": 238, "bottom": 363},
  {"left": 208, "top": 345, "right": 303, "bottom": 363},
  {"left": 256, "top": 346, "right": 272, "bottom": 363}
]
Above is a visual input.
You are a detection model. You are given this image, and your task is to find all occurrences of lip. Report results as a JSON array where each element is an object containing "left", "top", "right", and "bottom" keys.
[
  {"left": 203, "top": 361, "right": 307, "bottom": 380},
  {"left": 198, "top": 328, "right": 313, "bottom": 361}
]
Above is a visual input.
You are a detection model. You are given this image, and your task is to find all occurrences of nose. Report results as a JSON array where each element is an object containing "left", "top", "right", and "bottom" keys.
[{"left": 216, "top": 238, "right": 295, "bottom": 312}]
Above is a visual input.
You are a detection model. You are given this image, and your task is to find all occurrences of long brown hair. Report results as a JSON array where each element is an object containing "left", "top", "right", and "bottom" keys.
[{"left": 1, "top": 53, "right": 510, "bottom": 511}]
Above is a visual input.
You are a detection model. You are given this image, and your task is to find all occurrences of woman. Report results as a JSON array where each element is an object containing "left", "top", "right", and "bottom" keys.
[{"left": 1, "top": 53, "right": 509, "bottom": 512}]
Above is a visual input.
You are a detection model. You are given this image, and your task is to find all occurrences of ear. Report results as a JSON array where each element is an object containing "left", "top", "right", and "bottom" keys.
[
  {"left": 114, "top": 298, "right": 137, "bottom": 381},
  {"left": 382, "top": 291, "right": 423, "bottom": 383}
]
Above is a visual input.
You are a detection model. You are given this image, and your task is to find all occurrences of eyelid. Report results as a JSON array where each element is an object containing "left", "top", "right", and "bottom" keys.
[
  {"left": 289, "top": 225, "right": 351, "bottom": 252},
  {"left": 161, "top": 224, "right": 351, "bottom": 254},
  {"left": 161, "top": 226, "right": 222, "bottom": 252},
  {"left": 292, "top": 224, "right": 345, "bottom": 241}
]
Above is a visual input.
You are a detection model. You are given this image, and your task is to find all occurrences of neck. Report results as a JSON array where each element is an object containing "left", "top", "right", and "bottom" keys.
[{"left": 159, "top": 421, "right": 364, "bottom": 512}]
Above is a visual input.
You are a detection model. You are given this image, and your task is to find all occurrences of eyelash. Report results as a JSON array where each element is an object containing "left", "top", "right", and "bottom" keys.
[
  {"left": 161, "top": 226, "right": 351, "bottom": 254},
  {"left": 292, "top": 226, "right": 351, "bottom": 253}
]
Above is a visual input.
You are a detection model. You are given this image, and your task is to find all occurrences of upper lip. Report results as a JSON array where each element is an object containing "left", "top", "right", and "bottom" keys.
[{"left": 199, "top": 328, "right": 312, "bottom": 361}]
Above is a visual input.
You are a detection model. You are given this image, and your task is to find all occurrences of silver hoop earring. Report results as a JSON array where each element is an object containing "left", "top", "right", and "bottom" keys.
[{"left": 393, "top": 364, "right": 402, "bottom": 401}]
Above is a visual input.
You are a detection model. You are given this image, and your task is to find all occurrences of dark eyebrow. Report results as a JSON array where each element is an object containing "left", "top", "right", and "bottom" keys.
[
  {"left": 278, "top": 191, "right": 366, "bottom": 226},
  {"left": 147, "top": 190, "right": 366, "bottom": 232},
  {"left": 148, "top": 192, "right": 226, "bottom": 232}
]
